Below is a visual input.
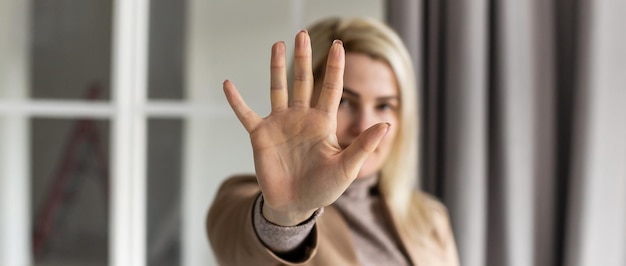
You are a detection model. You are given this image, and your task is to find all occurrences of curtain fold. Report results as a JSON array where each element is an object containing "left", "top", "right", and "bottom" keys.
[
  {"left": 564, "top": 1, "right": 626, "bottom": 265},
  {"left": 442, "top": 2, "right": 489, "bottom": 266},
  {"left": 387, "top": 1, "right": 626, "bottom": 266}
]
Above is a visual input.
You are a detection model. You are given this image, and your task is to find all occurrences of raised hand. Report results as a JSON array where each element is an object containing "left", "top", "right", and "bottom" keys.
[{"left": 223, "top": 30, "right": 390, "bottom": 226}]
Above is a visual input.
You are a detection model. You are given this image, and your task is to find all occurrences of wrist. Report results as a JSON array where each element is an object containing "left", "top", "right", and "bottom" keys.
[{"left": 262, "top": 203, "right": 316, "bottom": 227}]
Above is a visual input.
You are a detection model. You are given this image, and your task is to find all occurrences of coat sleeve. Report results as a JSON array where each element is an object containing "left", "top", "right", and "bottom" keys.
[{"left": 206, "top": 175, "right": 319, "bottom": 266}]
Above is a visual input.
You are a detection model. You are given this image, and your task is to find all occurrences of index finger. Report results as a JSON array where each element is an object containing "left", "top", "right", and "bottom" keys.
[{"left": 315, "top": 40, "right": 345, "bottom": 114}]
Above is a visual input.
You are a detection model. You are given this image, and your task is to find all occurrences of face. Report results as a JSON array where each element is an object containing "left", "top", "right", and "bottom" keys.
[{"left": 336, "top": 52, "right": 400, "bottom": 178}]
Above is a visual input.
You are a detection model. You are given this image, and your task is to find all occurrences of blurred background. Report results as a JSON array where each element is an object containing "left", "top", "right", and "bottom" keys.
[
  {"left": 0, "top": 0, "right": 624, "bottom": 266},
  {"left": 0, "top": 0, "right": 384, "bottom": 265}
]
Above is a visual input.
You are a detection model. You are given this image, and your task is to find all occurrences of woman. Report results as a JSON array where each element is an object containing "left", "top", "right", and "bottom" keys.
[{"left": 207, "top": 17, "right": 459, "bottom": 265}]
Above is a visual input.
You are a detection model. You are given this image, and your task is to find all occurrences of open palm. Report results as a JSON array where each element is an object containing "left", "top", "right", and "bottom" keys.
[{"left": 223, "top": 31, "right": 390, "bottom": 226}]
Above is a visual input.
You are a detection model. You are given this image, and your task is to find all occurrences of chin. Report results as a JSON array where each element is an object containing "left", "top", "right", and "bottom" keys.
[
  {"left": 355, "top": 173, "right": 371, "bottom": 179},
  {"left": 356, "top": 160, "right": 382, "bottom": 179},
  {"left": 355, "top": 149, "right": 392, "bottom": 179}
]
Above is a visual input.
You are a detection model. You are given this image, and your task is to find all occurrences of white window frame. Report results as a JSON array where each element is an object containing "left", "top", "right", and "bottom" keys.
[{"left": 110, "top": 0, "right": 149, "bottom": 265}]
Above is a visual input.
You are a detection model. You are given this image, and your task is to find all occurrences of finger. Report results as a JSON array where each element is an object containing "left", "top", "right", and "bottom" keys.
[
  {"left": 315, "top": 40, "right": 345, "bottom": 114},
  {"left": 223, "top": 80, "right": 261, "bottom": 132},
  {"left": 340, "top": 123, "right": 390, "bottom": 179},
  {"left": 291, "top": 30, "right": 313, "bottom": 108},
  {"left": 270, "top": 41, "right": 288, "bottom": 112}
]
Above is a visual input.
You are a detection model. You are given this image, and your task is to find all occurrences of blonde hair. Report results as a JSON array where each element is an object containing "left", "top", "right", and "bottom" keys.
[{"left": 303, "top": 17, "right": 435, "bottom": 239}]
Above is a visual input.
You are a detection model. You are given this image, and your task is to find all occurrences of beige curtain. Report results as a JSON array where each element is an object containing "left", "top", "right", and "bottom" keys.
[{"left": 387, "top": 1, "right": 626, "bottom": 266}]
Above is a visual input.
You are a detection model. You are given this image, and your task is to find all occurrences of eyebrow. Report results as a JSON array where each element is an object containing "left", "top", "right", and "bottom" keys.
[{"left": 342, "top": 87, "right": 399, "bottom": 101}]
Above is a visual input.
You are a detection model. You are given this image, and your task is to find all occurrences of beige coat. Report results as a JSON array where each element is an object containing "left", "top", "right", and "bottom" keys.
[{"left": 207, "top": 175, "right": 459, "bottom": 266}]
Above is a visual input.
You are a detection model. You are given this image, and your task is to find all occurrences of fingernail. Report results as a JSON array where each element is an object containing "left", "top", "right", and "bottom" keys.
[
  {"left": 333, "top": 39, "right": 343, "bottom": 46},
  {"left": 299, "top": 31, "right": 310, "bottom": 48},
  {"left": 272, "top": 41, "right": 285, "bottom": 55},
  {"left": 299, "top": 29, "right": 308, "bottom": 34}
]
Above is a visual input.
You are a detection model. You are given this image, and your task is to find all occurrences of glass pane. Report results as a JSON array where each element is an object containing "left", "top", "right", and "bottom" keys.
[
  {"left": 30, "top": 0, "right": 112, "bottom": 100},
  {"left": 148, "top": 0, "right": 186, "bottom": 100},
  {"left": 0, "top": 0, "right": 29, "bottom": 100},
  {"left": 30, "top": 118, "right": 110, "bottom": 265},
  {"left": 147, "top": 119, "right": 182, "bottom": 265}
]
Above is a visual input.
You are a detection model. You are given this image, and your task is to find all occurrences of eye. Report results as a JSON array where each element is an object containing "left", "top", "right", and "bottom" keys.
[
  {"left": 339, "top": 98, "right": 347, "bottom": 106},
  {"left": 376, "top": 103, "right": 396, "bottom": 111},
  {"left": 339, "top": 98, "right": 354, "bottom": 109}
]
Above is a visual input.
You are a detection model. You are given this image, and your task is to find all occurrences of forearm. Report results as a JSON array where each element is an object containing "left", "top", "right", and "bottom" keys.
[{"left": 206, "top": 176, "right": 320, "bottom": 265}]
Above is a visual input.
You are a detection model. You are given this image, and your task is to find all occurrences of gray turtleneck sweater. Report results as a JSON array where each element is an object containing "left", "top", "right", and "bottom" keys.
[{"left": 253, "top": 175, "right": 410, "bottom": 265}]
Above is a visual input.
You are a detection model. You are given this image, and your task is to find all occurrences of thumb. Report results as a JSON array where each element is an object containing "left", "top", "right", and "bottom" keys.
[{"left": 340, "top": 122, "right": 391, "bottom": 179}]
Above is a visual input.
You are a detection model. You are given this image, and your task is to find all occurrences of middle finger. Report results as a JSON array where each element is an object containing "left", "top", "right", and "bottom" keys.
[{"left": 291, "top": 30, "right": 313, "bottom": 108}]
